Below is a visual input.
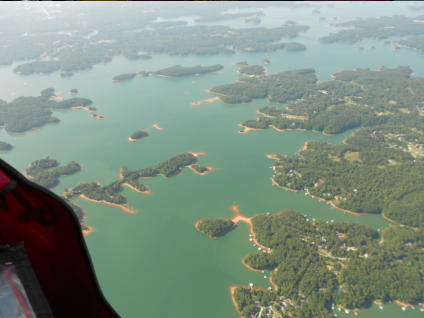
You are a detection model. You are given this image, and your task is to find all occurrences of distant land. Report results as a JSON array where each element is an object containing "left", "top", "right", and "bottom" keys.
[
  {"left": 320, "top": 15, "right": 424, "bottom": 43},
  {"left": 9, "top": 24, "right": 308, "bottom": 76}
]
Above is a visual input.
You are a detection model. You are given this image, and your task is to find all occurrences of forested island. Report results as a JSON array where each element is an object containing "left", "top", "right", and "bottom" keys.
[
  {"left": 64, "top": 153, "right": 208, "bottom": 213},
  {"left": 0, "top": 88, "right": 95, "bottom": 133},
  {"left": 0, "top": 141, "right": 13, "bottom": 152},
  {"left": 195, "top": 218, "right": 236, "bottom": 238},
  {"left": 238, "top": 65, "right": 266, "bottom": 77},
  {"left": 7, "top": 23, "right": 308, "bottom": 76},
  {"left": 26, "top": 157, "right": 81, "bottom": 189},
  {"left": 199, "top": 209, "right": 424, "bottom": 317},
  {"left": 128, "top": 130, "right": 149, "bottom": 142},
  {"left": 320, "top": 15, "right": 424, "bottom": 43},
  {"left": 153, "top": 64, "right": 223, "bottom": 77},
  {"left": 231, "top": 66, "right": 424, "bottom": 228},
  {"left": 69, "top": 89, "right": 79, "bottom": 95},
  {"left": 112, "top": 73, "right": 137, "bottom": 81}
]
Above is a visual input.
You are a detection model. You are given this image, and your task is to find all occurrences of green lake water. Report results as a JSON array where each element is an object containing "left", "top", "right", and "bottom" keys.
[{"left": 0, "top": 3, "right": 423, "bottom": 317}]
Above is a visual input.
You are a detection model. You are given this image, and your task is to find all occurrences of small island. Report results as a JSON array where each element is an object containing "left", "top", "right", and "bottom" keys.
[
  {"left": 112, "top": 73, "right": 137, "bottom": 81},
  {"left": 263, "top": 58, "right": 270, "bottom": 65},
  {"left": 238, "top": 65, "right": 266, "bottom": 77},
  {"left": 60, "top": 71, "right": 74, "bottom": 78},
  {"left": 195, "top": 218, "right": 236, "bottom": 238},
  {"left": 91, "top": 113, "right": 105, "bottom": 120},
  {"left": 26, "top": 157, "right": 81, "bottom": 189},
  {"left": 188, "top": 164, "right": 214, "bottom": 176},
  {"left": 234, "top": 61, "right": 248, "bottom": 66},
  {"left": 0, "top": 141, "right": 13, "bottom": 152},
  {"left": 128, "top": 130, "right": 149, "bottom": 142},
  {"left": 69, "top": 88, "right": 79, "bottom": 95},
  {"left": 153, "top": 64, "right": 223, "bottom": 78}
]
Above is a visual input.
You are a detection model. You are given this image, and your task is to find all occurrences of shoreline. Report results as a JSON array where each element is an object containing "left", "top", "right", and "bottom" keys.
[
  {"left": 82, "top": 224, "right": 96, "bottom": 236},
  {"left": 230, "top": 205, "right": 270, "bottom": 252},
  {"left": 188, "top": 151, "right": 207, "bottom": 158},
  {"left": 267, "top": 154, "right": 367, "bottom": 216},
  {"left": 5, "top": 118, "right": 62, "bottom": 136},
  {"left": 256, "top": 110, "right": 277, "bottom": 118},
  {"left": 91, "top": 114, "right": 105, "bottom": 120},
  {"left": 241, "top": 257, "right": 262, "bottom": 272},
  {"left": 128, "top": 136, "right": 148, "bottom": 142},
  {"left": 305, "top": 189, "right": 367, "bottom": 216},
  {"left": 122, "top": 182, "right": 152, "bottom": 195},
  {"left": 80, "top": 194, "right": 139, "bottom": 214},
  {"left": 187, "top": 165, "right": 215, "bottom": 176},
  {"left": 237, "top": 123, "right": 264, "bottom": 134},
  {"left": 381, "top": 213, "right": 420, "bottom": 231},
  {"left": 152, "top": 123, "right": 164, "bottom": 131},
  {"left": 229, "top": 285, "right": 269, "bottom": 315},
  {"left": 191, "top": 96, "right": 220, "bottom": 106},
  {"left": 71, "top": 105, "right": 96, "bottom": 113}
]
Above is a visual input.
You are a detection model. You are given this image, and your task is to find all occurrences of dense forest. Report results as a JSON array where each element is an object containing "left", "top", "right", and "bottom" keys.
[
  {"left": 153, "top": 64, "right": 223, "bottom": 77},
  {"left": 320, "top": 15, "right": 424, "bottom": 43},
  {"left": 26, "top": 157, "right": 81, "bottom": 188},
  {"left": 65, "top": 153, "right": 203, "bottom": 206},
  {"left": 0, "top": 88, "right": 94, "bottom": 133},
  {"left": 210, "top": 68, "right": 316, "bottom": 104},
  {"left": 225, "top": 210, "right": 424, "bottom": 317},
  {"left": 236, "top": 67, "right": 424, "bottom": 227},
  {"left": 238, "top": 65, "right": 266, "bottom": 77},
  {"left": 196, "top": 218, "right": 236, "bottom": 238}
]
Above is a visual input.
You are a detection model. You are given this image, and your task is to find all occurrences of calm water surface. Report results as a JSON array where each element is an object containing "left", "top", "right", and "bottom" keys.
[{"left": 0, "top": 4, "right": 423, "bottom": 317}]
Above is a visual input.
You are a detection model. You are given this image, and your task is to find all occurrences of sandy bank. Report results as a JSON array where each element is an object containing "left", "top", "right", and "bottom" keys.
[
  {"left": 122, "top": 182, "right": 152, "bottom": 195},
  {"left": 301, "top": 140, "right": 309, "bottom": 151},
  {"left": 305, "top": 189, "right": 367, "bottom": 216},
  {"left": 91, "top": 114, "right": 105, "bottom": 120},
  {"left": 82, "top": 225, "right": 96, "bottom": 237},
  {"left": 241, "top": 257, "right": 262, "bottom": 272},
  {"left": 256, "top": 110, "right": 276, "bottom": 118},
  {"left": 230, "top": 285, "right": 269, "bottom": 315},
  {"left": 191, "top": 96, "right": 220, "bottom": 106},
  {"left": 71, "top": 106, "right": 96, "bottom": 112},
  {"left": 265, "top": 154, "right": 280, "bottom": 161},
  {"left": 187, "top": 165, "right": 215, "bottom": 176},
  {"left": 152, "top": 123, "right": 164, "bottom": 131},
  {"left": 188, "top": 151, "right": 207, "bottom": 157},
  {"left": 237, "top": 123, "right": 264, "bottom": 134},
  {"left": 80, "top": 194, "right": 139, "bottom": 215},
  {"left": 231, "top": 205, "right": 270, "bottom": 252}
]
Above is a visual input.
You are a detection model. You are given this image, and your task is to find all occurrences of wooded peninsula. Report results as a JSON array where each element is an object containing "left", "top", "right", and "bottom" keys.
[
  {"left": 220, "top": 66, "right": 424, "bottom": 228},
  {"left": 198, "top": 209, "right": 424, "bottom": 317}
]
